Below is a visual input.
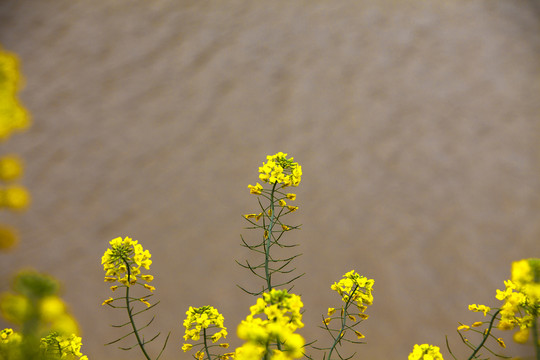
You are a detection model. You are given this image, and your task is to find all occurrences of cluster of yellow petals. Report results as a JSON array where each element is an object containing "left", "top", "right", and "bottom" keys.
[
  {"left": 182, "top": 305, "right": 230, "bottom": 357},
  {"left": 408, "top": 344, "right": 444, "bottom": 360},
  {"left": 235, "top": 289, "right": 305, "bottom": 360},
  {"left": 102, "top": 236, "right": 153, "bottom": 286},
  {"left": 40, "top": 332, "right": 88, "bottom": 360},
  {"left": 460, "top": 259, "right": 539, "bottom": 346},
  {"left": 493, "top": 258, "right": 539, "bottom": 344},
  {"left": 101, "top": 236, "right": 154, "bottom": 307},
  {"left": 257, "top": 152, "right": 302, "bottom": 188},
  {"left": 330, "top": 270, "right": 374, "bottom": 308}
]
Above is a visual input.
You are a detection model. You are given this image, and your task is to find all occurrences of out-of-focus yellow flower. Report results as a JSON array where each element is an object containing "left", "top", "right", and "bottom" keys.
[
  {"left": 0, "top": 185, "right": 30, "bottom": 210},
  {"left": 0, "top": 45, "right": 31, "bottom": 141},
  {"left": 39, "top": 296, "right": 66, "bottom": 322},
  {"left": 0, "top": 225, "right": 18, "bottom": 250},
  {"left": 0, "top": 328, "right": 13, "bottom": 343},
  {"left": 513, "top": 328, "right": 529, "bottom": 344},
  {"left": 49, "top": 313, "right": 80, "bottom": 336},
  {"left": 0, "top": 155, "right": 23, "bottom": 182},
  {"left": 0, "top": 293, "right": 30, "bottom": 324}
]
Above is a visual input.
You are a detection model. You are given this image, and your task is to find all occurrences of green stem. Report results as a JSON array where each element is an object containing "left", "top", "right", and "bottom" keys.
[
  {"left": 327, "top": 285, "right": 358, "bottom": 360},
  {"left": 532, "top": 312, "right": 540, "bottom": 360},
  {"left": 264, "top": 182, "right": 278, "bottom": 292},
  {"left": 203, "top": 328, "right": 212, "bottom": 360},
  {"left": 124, "top": 259, "right": 152, "bottom": 360},
  {"left": 466, "top": 309, "right": 501, "bottom": 360}
]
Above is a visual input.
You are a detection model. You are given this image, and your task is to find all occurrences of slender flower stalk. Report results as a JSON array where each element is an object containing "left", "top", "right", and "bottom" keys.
[
  {"left": 318, "top": 270, "right": 374, "bottom": 360},
  {"left": 101, "top": 236, "right": 168, "bottom": 360},
  {"left": 239, "top": 152, "right": 303, "bottom": 296}
]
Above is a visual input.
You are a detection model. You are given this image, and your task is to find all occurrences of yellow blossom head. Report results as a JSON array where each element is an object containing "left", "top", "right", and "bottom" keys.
[
  {"left": 0, "top": 225, "right": 18, "bottom": 251},
  {"left": 408, "top": 344, "right": 444, "bottom": 360},
  {"left": 182, "top": 305, "right": 228, "bottom": 344},
  {"left": 258, "top": 152, "right": 302, "bottom": 187},
  {"left": 0, "top": 156, "right": 23, "bottom": 182},
  {"left": 0, "top": 185, "right": 30, "bottom": 210},
  {"left": 331, "top": 270, "right": 374, "bottom": 309},
  {"left": 101, "top": 236, "right": 153, "bottom": 288}
]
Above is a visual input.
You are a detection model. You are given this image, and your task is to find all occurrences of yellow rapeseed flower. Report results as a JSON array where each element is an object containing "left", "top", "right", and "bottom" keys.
[
  {"left": 257, "top": 152, "right": 302, "bottom": 188},
  {"left": 101, "top": 236, "right": 153, "bottom": 290},
  {"left": 0, "top": 45, "right": 31, "bottom": 141},
  {"left": 0, "top": 156, "right": 23, "bottom": 182},
  {"left": 408, "top": 344, "right": 444, "bottom": 360},
  {"left": 0, "top": 185, "right": 30, "bottom": 210},
  {"left": 468, "top": 304, "right": 490, "bottom": 316},
  {"left": 0, "top": 226, "right": 18, "bottom": 251}
]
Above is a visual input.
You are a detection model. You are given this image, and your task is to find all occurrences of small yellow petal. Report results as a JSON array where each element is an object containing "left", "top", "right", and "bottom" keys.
[{"left": 102, "top": 297, "right": 114, "bottom": 306}]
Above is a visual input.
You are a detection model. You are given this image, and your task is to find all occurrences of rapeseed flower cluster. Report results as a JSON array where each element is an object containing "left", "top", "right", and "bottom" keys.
[
  {"left": 321, "top": 271, "right": 374, "bottom": 359},
  {"left": 101, "top": 236, "right": 153, "bottom": 289},
  {"left": 495, "top": 258, "right": 539, "bottom": 344},
  {"left": 40, "top": 332, "right": 88, "bottom": 360},
  {"left": 330, "top": 270, "right": 374, "bottom": 310},
  {"left": 454, "top": 258, "right": 539, "bottom": 359},
  {"left": 182, "top": 306, "right": 231, "bottom": 360},
  {"left": 408, "top": 344, "right": 444, "bottom": 360},
  {"left": 236, "top": 289, "right": 305, "bottom": 360},
  {"left": 256, "top": 152, "right": 302, "bottom": 188}
]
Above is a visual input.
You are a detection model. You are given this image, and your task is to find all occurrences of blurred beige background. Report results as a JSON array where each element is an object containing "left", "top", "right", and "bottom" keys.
[{"left": 1, "top": 1, "right": 539, "bottom": 359}]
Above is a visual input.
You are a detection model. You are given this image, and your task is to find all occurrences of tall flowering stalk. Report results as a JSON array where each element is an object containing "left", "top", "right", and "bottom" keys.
[
  {"left": 316, "top": 270, "right": 374, "bottom": 360},
  {"left": 101, "top": 236, "right": 169, "bottom": 360},
  {"left": 239, "top": 152, "right": 303, "bottom": 295},
  {"left": 240, "top": 153, "right": 374, "bottom": 360}
]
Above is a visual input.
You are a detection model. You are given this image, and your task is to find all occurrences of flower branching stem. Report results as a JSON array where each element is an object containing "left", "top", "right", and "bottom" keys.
[
  {"left": 466, "top": 309, "right": 501, "bottom": 360},
  {"left": 123, "top": 258, "right": 152, "bottom": 360},
  {"left": 203, "top": 328, "right": 211, "bottom": 360},
  {"left": 533, "top": 313, "right": 540, "bottom": 360},
  {"left": 327, "top": 284, "right": 359, "bottom": 360},
  {"left": 264, "top": 181, "right": 278, "bottom": 292}
]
